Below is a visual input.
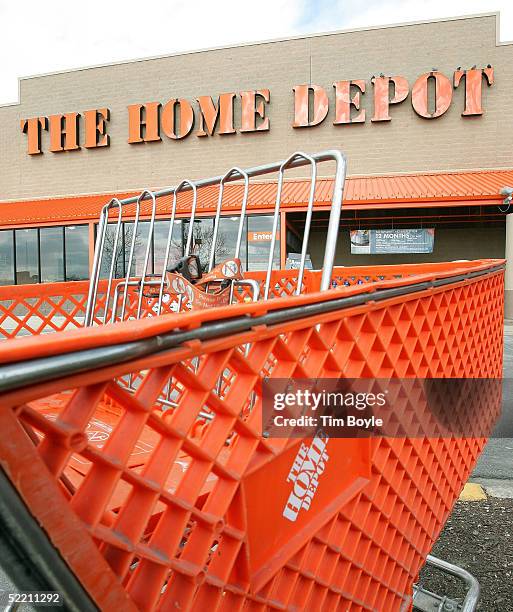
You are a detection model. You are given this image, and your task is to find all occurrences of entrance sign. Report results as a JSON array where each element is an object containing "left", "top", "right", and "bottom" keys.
[
  {"left": 248, "top": 231, "right": 279, "bottom": 242},
  {"left": 350, "top": 228, "right": 435, "bottom": 254}
]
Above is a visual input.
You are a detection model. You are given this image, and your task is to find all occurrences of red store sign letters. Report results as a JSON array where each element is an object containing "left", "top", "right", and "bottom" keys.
[{"left": 20, "top": 66, "right": 494, "bottom": 155}]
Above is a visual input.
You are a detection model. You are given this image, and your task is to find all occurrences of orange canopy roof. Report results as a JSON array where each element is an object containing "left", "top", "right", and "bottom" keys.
[{"left": 0, "top": 168, "right": 511, "bottom": 227}]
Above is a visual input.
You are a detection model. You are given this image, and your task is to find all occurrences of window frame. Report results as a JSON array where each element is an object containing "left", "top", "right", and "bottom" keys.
[
  {"left": 39, "top": 226, "right": 65, "bottom": 284},
  {"left": 64, "top": 224, "right": 90, "bottom": 282},
  {"left": 0, "top": 229, "right": 15, "bottom": 286},
  {"left": 0, "top": 224, "right": 91, "bottom": 286},
  {"left": 15, "top": 227, "right": 40, "bottom": 285}
]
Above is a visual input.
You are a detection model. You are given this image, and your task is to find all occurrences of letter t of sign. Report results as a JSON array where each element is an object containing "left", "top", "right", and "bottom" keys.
[
  {"left": 20, "top": 117, "right": 48, "bottom": 154},
  {"left": 454, "top": 66, "right": 494, "bottom": 116}
]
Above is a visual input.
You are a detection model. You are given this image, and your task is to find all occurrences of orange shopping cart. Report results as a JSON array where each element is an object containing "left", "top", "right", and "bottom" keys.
[{"left": 0, "top": 150, "right": 505, "bottom": 611}]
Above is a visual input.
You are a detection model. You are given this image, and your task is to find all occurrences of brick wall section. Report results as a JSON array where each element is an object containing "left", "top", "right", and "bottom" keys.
[{"left": 0, "top": 14, "right": 512, "bottom": 200}]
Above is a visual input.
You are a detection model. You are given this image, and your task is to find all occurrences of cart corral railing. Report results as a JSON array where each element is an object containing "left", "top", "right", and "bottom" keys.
[{"left": 0, "top": 260, "right": 502, "bottom": 340}]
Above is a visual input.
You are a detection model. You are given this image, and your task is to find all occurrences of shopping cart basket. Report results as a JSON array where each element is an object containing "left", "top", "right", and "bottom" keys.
[{"left": 0, "top": 150, "right": 505, "bottom": 611}]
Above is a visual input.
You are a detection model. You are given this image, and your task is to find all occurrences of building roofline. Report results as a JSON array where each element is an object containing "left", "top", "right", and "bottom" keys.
[
  {"left": 0, "top": 11, "right": 505, "bottom": 109},
  {"left": 1, "top": 165, "right": 513, "bottom": 208}
]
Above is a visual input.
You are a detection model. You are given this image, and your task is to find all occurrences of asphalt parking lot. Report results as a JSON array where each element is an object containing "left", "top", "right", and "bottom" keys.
[
  {"left": 416, "top": 328, "right": 513, "bottom": 611},
  {"left": 418, "top": 497, "right": 513, "bottom": 611},
  {"left": 473, "top": 327, "right": 513, "bottom": 481}
]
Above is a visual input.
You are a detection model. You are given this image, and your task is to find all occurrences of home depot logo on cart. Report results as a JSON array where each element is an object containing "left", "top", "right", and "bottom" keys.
[{"left": 282, "top": 433, "right": 329, "bottom": 522}]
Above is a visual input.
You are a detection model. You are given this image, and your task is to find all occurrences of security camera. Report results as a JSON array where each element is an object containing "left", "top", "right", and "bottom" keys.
[{"left": 499, "top": 186, "right": 513, "bottom": 212}]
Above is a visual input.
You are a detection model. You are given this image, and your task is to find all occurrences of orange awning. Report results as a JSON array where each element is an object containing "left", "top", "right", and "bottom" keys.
[{"left": 0, "top": 168, "right": 512, "bottom": 227}]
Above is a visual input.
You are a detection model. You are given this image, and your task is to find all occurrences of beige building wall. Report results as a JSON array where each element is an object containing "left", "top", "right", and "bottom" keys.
[{"left": 0, "top": 13, "right": 512, "bottom": 201}]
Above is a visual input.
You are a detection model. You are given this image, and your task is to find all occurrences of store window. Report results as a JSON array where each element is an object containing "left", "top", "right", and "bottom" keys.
[
  {"left": 0, "top": 224, "right": 90, "bottom": 286},
  {"left": 153, "top": 219, "right": 182, "bottom": 272},
  {"left": 0, "top": 231, "right": 14, "bottom": 285},
  {"left": 40, "top": 227, "right": 65, "bottom": 283},
  {"left": 15, "top": 228, "right": 39, "bottom": 284},
  {"left": 99, "top": 223, "right": 124, "bottom": 279},
  {"left": 216, "top": 216, "right": 247, "bottom": 268},
  {"left": 124, "top": 221, "right": 153, "bottom": 277},
  {"left": 247, "top": 215, "right": 280, "bottom": 271},
  {"left": 99, "top": 220, "right": 184, "bottom": 279},
  {"left": 65, "top": 226, "right": 89, "bottom": 281},
  {"left": 182, "top": 218, "right": 214, "bottom": 271},
  {"left": 94, "top": 214, "right": 279, "bottom": 280}
]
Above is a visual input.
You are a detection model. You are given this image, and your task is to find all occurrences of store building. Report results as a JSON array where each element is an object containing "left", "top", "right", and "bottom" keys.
[{"left": 0, "top": 12, "right": 512, "bottom": 315}]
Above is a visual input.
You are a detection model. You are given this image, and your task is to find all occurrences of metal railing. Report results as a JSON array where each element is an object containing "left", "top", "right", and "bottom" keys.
[
  {"left": 413, "top": 555, "right": 481, "bottom": 612},
  {"left": 85, "top": 150, "right": 347, "bottom": 326}
]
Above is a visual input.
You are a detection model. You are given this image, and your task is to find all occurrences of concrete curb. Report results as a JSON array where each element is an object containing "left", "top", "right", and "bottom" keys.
[
  {"left": 458, "top": 482, "right": 487, "bottom": 501},
  {"left": 471, "top": 478, "right": 513, "bottom": 499}
]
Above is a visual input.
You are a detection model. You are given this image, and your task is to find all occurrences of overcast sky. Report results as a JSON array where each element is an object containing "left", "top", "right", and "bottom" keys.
[{"left": 1, "top": 1, "right": 512, "bottom": 105}]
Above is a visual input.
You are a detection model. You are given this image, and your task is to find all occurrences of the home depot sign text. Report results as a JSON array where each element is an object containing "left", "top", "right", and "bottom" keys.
[{"left": 20, "top": 67, "right": 494, "bottom": 154}]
